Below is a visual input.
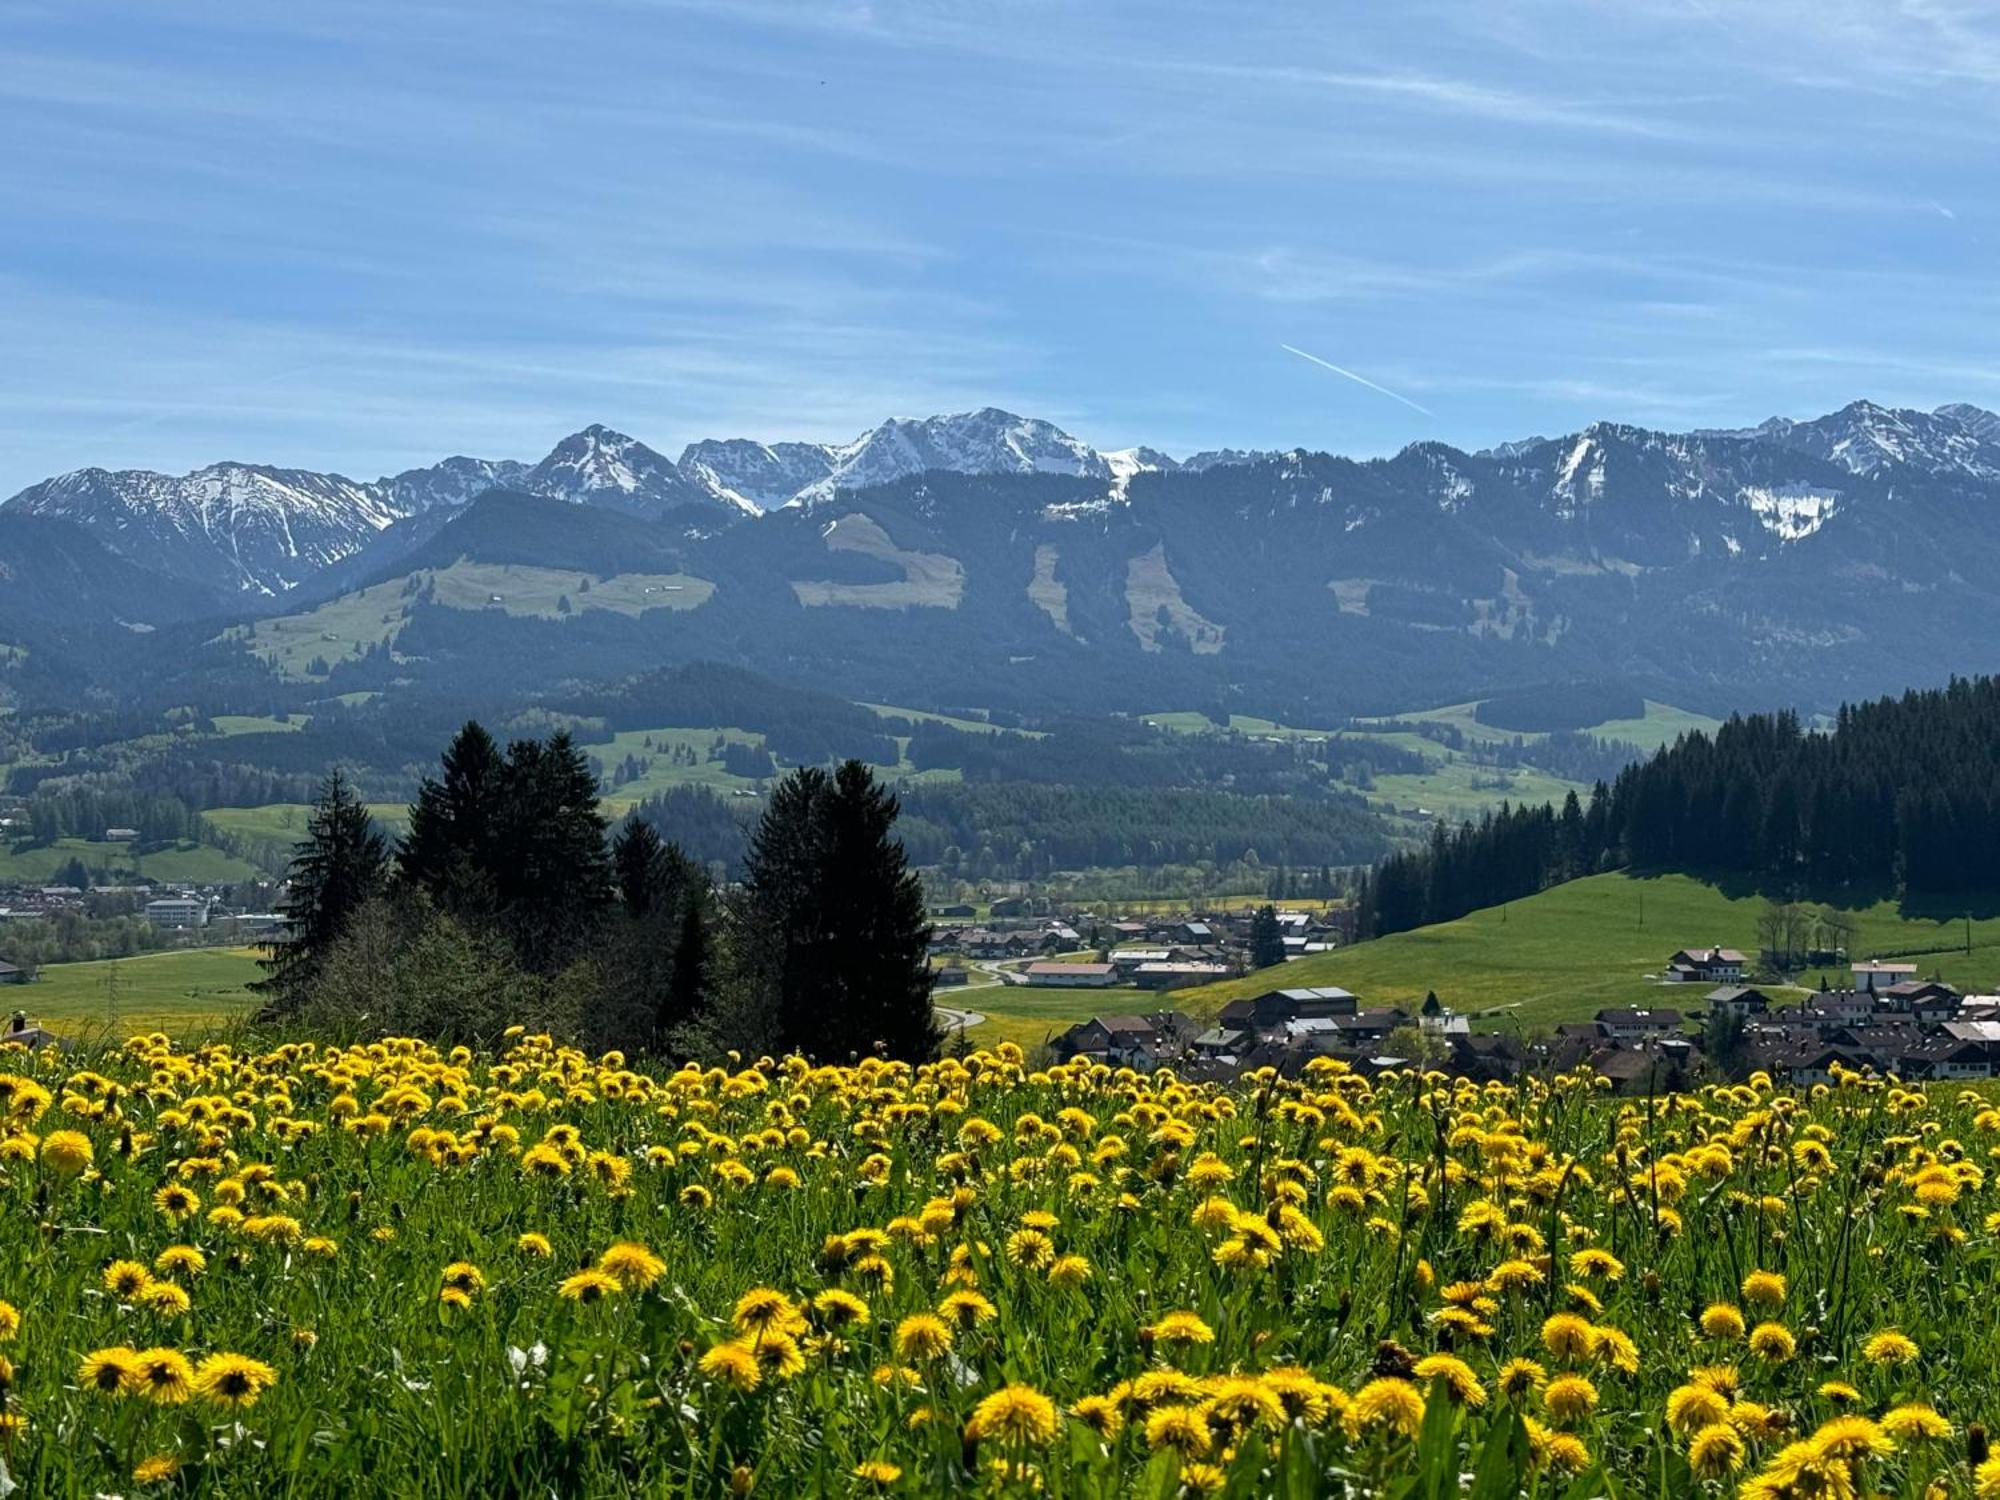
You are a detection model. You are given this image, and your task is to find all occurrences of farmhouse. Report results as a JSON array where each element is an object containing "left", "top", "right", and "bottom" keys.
[
  {"left": 1132, "top": 961, "right": 1231, "bottom": 991},
  {"left": 1665, "top": 947, "right": 1747, "bottom": 984},
  {"left": 1022, "top": 961, "right": 1119, "bottom": 988},
  {"left": 1051, "top": 1012, "right": 1194, "bottom": 1068},
  {"left": 1594, "top": 1007, "right": 1684, "bottom": 1042},
  {"left": 0, "top": 960, "right": 28, "bottom": 986},
  {"left": 1704, "top": 986, "right": 1772, "bottom": 1018},
  {"left": 1852, "top": 961, "right": 1920, "bottom": 994},
  {"left": 1244, "top": 986, "right": 1359, "bottom": 1029}
]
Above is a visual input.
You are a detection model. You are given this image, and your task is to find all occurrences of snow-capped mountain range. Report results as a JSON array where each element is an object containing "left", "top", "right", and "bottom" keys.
[
  {"left": 5, "top": 398, "right": 1999, "bottom": 600},
  {"left": 2, "top": 408, "right": 1180, "bottom": 596}
]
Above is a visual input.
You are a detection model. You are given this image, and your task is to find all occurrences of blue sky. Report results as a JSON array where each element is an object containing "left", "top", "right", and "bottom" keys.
[{"left": 4, "top": 0, "right": 1998, "bottom": 490}]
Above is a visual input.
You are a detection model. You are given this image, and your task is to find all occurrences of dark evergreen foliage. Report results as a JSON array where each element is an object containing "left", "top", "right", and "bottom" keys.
[
  {"left": 1357, "top": 676, "right": 2000, "bottom": 938},
  {"left": 395, "top": 723, "right": 611, "bottom": 973},
  {"left": 741, "top": 761, "right": 938, "bottom": 1064},
  {"left": 1249, "top": 905, "right": 1286, "bottom": 969},
  {"left": 257, "top": 771, "right": 389, "bottom": 1003}
]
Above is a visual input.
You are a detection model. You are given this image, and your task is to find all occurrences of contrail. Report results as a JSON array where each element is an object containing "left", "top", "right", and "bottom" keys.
[{"left": 1280, "top": 343, "right": 1435, "bottom": 417}]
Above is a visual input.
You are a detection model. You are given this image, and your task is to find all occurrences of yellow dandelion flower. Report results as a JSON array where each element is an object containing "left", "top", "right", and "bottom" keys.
[
  {"left": 1348, "top": 1377, "right": 1426, "bottom": 1439},
  {"left": 557, "top": 1269, "right": 621, "bottom": 1304},
  {"left": 1860, "top": 1330, "right": 1919, "bottom": 1366},
  {"left": 1688, "top": 1423, "right": 1745, "bottom": 1479},
  {"left": 597, "top": 1242, "right": 667, "bottom": 1290},
  {"left": 699, "top": 1340, "right": 761, "bottom": 1392},
  {"left": 895, "top": 1313, "right": 953, "bottom": 1361},
  {"left": 1541, "top": 1374, "right": 1598, "bottom": 1425},
  {"left": 192, "top": 1352, "right": 278, "bottom": 1409},
  {"left": 970, "top": 1383, "right": 1060, "bottom": 1446},
  {"left": 1143, "top": 1404, "right": 1213, "bottom": 1458}
]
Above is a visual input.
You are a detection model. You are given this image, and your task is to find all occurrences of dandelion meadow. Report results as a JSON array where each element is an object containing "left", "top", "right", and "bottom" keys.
[{"left": 0, "top": 1032, "right": 1995, "bottom": 1497}]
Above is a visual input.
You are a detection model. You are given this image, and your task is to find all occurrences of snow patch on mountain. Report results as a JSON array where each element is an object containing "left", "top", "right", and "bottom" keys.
[
  {"left": 1742, "top": 482, "right": 1841, "bottom": 542},
  {"left": 1551, "top": 433, "right": 1606, "bottom": 516}
]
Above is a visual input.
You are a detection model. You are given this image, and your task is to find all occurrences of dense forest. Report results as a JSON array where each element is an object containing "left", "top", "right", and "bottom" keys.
[
  {"left": 1360, "top": 676, "right": 2000, "bottom": 936},
  {"left": 627, "top": 778, "right": 1388, "bottom": 884}
]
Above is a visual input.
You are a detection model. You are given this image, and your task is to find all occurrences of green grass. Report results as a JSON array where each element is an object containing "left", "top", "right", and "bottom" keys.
[
  {"left": 231, "top": 563, "right": 715, "bottom": 680},
  {"left": 205, "top": 803, "right": 408, "bottom": 843},
  {"left": 861, "top": 703, "right": 1043, "bottom": 738},
  {"left": 0, "top": 838, "right": 263, "bottom": 885},
  {"left": 1373, "top": 697, "right": 1722, "bottom": 752},
  {"left": 15, "top": 946, "right": 264, "bottom": 1036},
  {"left": 1361, "top": 761, "right": 1587, "bottom": 824},
  {"left": 1176, "top": 871, "right": 2000, "bottom": 1032},
  {"left": 1145, "top": 710, "right": 1333, "bottom": 738},
  {"left": 592, "top": 726, "right": 959, "bottom": 815},
  {"left": 209, "top": 714, "right": 307, "bottom": 736},
  {"left": 954, "top": 985, "right": 1144, "bottom": 1052},
  {"left": 1143, "top": 701, "right": 1716, "bottom": 823}
]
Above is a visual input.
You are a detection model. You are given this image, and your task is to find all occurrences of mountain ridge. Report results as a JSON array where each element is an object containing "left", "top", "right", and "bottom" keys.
[{"left": 10, "top": 397, "right": 2000, "bottom": 720}]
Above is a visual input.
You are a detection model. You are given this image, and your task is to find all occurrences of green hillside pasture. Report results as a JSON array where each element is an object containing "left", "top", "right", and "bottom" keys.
[
  {"left": 863, "top": 703, "right": 1045, "bottom": 738},
  {"left": 1175, "top": 871, "right": 2000, "bottom": 1033},
  {"left": 1378, "top": 697, "right": 1722, "bottom": 752},
  {"left": 1362, "top": 761, "right": 1586, "bottom": 825},
  {"left": 203, "top": 803, "right": 410, "bottom": 869},
  {"left": 209, "top": 714, "right": 307, "bottom": 736},
  {"left": 593, "top": 726, "right": 960, "bottom": 814},
  {"left": 0, "top": 838, "right": 262, "bottom": 885},
  {"left": 232, "top": 563, "right": 715, "bottom": 679},
  {"left": 11, "top": 946, "right": 264, "bottom": 1036}
]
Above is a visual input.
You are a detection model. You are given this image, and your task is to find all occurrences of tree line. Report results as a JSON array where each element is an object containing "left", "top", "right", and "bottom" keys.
[
  {"left": 258, "top": 723, "right": 937, "bottom": 1061},
  {"left": 1356, "top": 676, "right": 2000, "bottom": 938}
]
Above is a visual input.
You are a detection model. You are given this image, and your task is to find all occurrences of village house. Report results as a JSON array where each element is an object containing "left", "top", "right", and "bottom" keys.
[
  {"left": 1704, "top": 985, "right": 1773, "bottom": 1019},
  {"left": 1107, "top": 947, "right": 1176, "bottom": 973},
  {"left": 1051, "top": 1012, "right": 1195, "bottom": 1069},
  {"left": 1665, "top": 947, "right": 1747, "bottom": 984},
  {"left": 1852, "top": 960, "right": 1920, "bottom": 994},
  {"left": 1022, "top": 961, "right": 1120, "bottom": 989},
  {"left": 1132, "top": 961, "right": 1231, "bottom": 991},
  {"left": 1334, "top": 1008, "right": 1408, "bottom": 1044},
  {"left": 1875, "top": 980, "right": 1960, "bottom": 1021},
  {"left": 1593, "top": 1007, "right": 1684, "bottom": 1042},
  {"left": 1794, "top": 988, "right": 1873, "bottom": 1030},
  {"left": 1243, "top": 986, "right": 1359, "bottom": 1031}
]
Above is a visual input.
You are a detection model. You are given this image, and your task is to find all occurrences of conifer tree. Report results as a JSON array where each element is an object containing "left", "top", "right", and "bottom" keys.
[
  {"left": 1249, "top": 904, "right": 1286, "bottom": 969},
  {"left": 741, "top": 761, "right": 937, "bottom": 1063},
  {"left": 258, "top": 771, "right": 388, "bottom": 1004}
]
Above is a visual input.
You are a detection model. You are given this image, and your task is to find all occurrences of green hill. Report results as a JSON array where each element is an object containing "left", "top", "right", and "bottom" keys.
[
  {"left": 1178, "top": 872, "right": 2000, "bottom": 1031},
  {"left": 0, "top": 838, "right": 262, "bottom": 885}
]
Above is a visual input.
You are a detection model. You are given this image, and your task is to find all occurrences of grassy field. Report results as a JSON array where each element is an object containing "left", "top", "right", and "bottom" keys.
[
  {"left": 1176, "top": 871, "right": 2000, "bottom": 1032},
  {"left": 862, "top": 702, "right": 1043, "bottom": 737},
  {"left": 209, "top": 714, "right": 307, "bottom": 736},
  {"left": 11, "top": 945, "right": 264, "bottom": 1035},
  {"left": 231, "top": 563, "right": 715, "bottom": 680},
  {"left": 1363, "top": 761, "right": 1586, "bottom": 824},
  {"left": 0, "top": 837, "right": 264, "bottom": 885},
  {"left": 1143, "top": 700, "right": 1720, "bottom": 823},
  {"left": 1378, "top": 698, "right": 1722, "bottom": 752},
  {"left": 592, "top": 726, "right": 959, "bottom": 815},
  {"left": 948, "top": 984, "right": 1149, "bottom": 1053},
  {"left": 204, "top": 803, "right": 410, "bottom": 847}
]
